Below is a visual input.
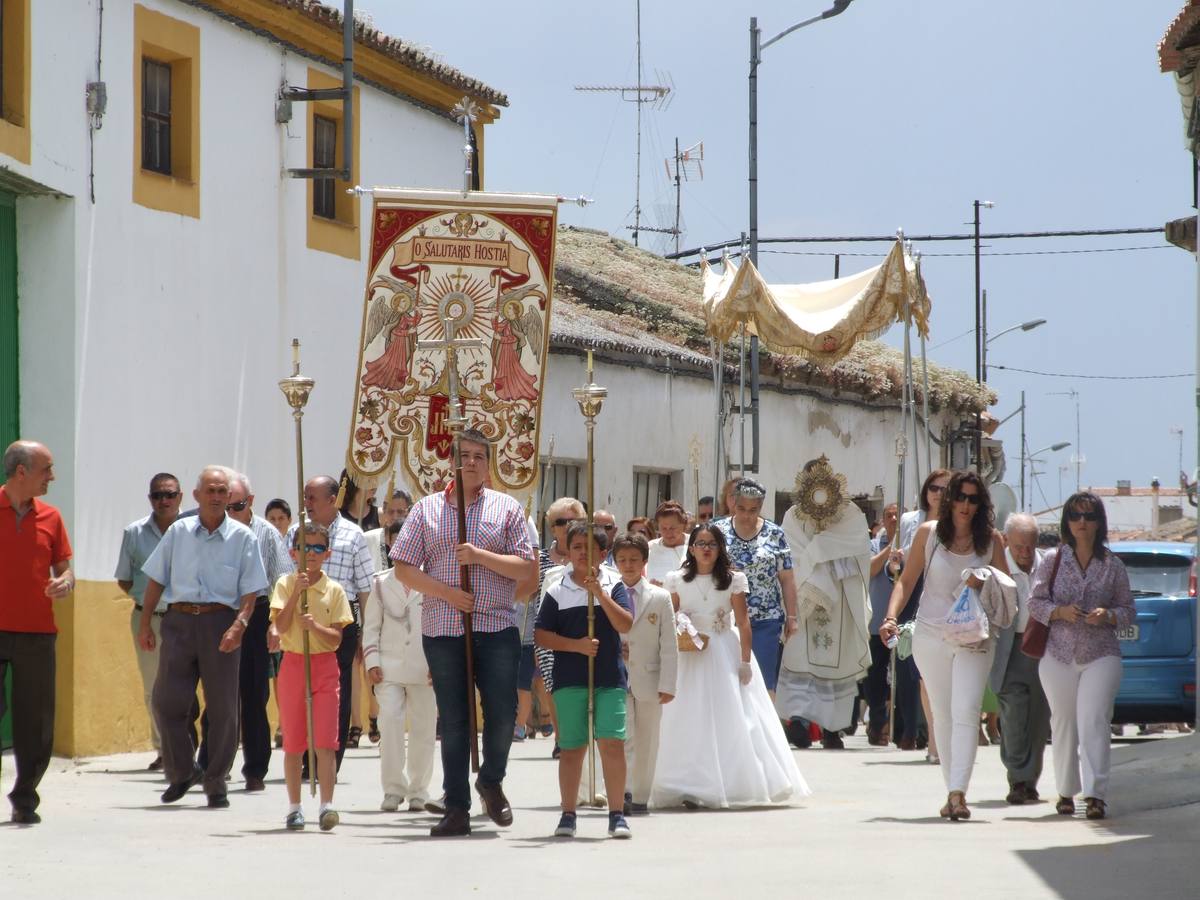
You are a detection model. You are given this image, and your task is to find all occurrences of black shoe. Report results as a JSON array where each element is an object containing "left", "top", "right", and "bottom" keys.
[
  {"left": 629, "top": 802, "right": 649, "bottom": 816},
  {"left": 161, "top": 765, "right": 204, "bottom": 804},
  {"left": 207, "top": 794, "right": 230, "bottom": 809},
  {"left": 430, "top": 808, "right": 471, "bottom": 837},
  {"left": 1006, "top": 782, "right": 1028, "bottom": 805},
  {"left": 623, "top": 791, "right": 633, "bottom": 817},
  {"left": 11, "top": 808, "right": 41, "bottom": 825},
  {"left": 244, "top": 777, "right": 266, "bottom": 793},
  {"left": 785, "top": 719, "right": 812, "bottom": 749},
  {"left": 475, "top": 778, "right": 514, "bottom": 827},
  {"left": 424, "top": 795, "right": 447, "bottom": 815},
  {"left": 148, "top": 755, "right": 164, "bottom": 772},
  {"left": 821, "top": 731, "right": 846, "bottom": 750}
]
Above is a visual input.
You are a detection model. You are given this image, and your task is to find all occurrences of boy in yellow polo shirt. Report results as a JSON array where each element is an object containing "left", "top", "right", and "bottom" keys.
[{"left": 270, "top": 522, "right": 354, "bottom": 831}]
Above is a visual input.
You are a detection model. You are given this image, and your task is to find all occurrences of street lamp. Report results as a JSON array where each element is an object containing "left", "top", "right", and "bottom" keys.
[
  {"left": 746, "top": 1, "right": 855, "bottom": 473},
  {"left": 982, "top": 314, "right": 1047, "bottom": 382},
  {"left": 1024, "top": 440, "right": 1071, "bottom": 512}
]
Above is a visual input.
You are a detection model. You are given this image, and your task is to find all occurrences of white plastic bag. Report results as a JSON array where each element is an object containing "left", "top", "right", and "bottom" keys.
[{"left": 942, "top": 578, "right": 990, "bottom": 647}]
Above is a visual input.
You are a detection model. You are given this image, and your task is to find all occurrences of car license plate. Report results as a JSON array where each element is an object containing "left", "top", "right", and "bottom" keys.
[{"left": 1117, "top": 625, "right": 1140, "bottom": 642}]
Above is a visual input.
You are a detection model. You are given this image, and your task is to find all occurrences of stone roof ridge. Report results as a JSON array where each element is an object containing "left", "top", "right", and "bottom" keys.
[{"left": 277, "top": 1, "right": 508, "bottom": 105}]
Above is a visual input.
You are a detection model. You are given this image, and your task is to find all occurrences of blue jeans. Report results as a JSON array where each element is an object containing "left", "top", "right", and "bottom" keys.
[
  {"left": 423, "top": 627, "right": 521, "bottom": 812},
  {"left": 750, "top": 618, "right": 784, "bottom": 692}
]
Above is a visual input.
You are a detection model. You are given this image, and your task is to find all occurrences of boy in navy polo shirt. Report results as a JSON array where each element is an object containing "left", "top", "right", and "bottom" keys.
[{"left": 535, "top": 521, "right": 634, "bottom": 839}]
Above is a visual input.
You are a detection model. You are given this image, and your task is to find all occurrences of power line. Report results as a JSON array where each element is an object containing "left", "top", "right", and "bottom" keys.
[
  {"left": 991, "top": 364, "right": 1195, "bottom": 381},
  {"left": 669, "top": 225, "right": 1165, "bottom": 260},
  {"left": 759, "top": 244, "right": 1173, "bottom": 259}
]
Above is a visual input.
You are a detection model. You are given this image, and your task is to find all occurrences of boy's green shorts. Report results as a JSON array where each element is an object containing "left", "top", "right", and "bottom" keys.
[{"left": 552, "top": 686, "right": 626, "bottom": 749}]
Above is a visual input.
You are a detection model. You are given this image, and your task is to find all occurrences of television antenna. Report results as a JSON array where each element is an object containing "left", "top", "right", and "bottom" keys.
[{"left": 574, "top": 0, "right": 673, "bottom": 247}]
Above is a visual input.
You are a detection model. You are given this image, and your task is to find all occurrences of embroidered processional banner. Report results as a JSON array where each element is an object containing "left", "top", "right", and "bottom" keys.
[{"left": 346, "top": 189, "right": 558, "bottom": 499}]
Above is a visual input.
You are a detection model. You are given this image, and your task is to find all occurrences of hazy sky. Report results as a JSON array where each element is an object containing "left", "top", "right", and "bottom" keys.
[{"left": 373, "top": 0, "right": 1195, "bottom": 504}]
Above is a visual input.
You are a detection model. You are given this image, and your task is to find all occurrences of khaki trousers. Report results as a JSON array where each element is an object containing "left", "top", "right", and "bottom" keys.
[
  {"left": 129, "top": 610, "right": 163, "bottom": 751},
  {"left": 623, "top": 693, "right": 663, "bottom": 804}
]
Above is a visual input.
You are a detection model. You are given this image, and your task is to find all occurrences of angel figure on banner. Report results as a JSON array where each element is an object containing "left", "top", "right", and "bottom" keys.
[
  {"left": 491, "top": 297, "right": 542, "bottom": 402},
  {"left": 362, "top": 283, "right": 422, "bottom": 392}
]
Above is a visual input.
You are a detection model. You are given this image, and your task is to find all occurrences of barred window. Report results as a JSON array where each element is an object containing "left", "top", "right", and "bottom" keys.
[
  {"left": 141, "top": 59, "right": 171, "bottom": 175},
  {"left": 313, "top": 114, "right": 337, "bottom": 219}
]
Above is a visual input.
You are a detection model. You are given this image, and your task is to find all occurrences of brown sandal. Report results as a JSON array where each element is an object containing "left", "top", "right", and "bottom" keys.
[
  {"left": 1056, "top": 796, "right": 1075, "bottom": 815},
  {"left": 1084, "top": 797, "right": 1106, "bottom": 820},
  {"left": 947, "top": 791, "right": 970, "bottom": 821},
  {"left": 346, "top": 726, "right": 362, "bottom": 749}
]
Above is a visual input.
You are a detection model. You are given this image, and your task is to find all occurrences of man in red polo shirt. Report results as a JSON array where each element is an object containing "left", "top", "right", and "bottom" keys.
[{"left": 0, "top": 440, "right": 74, "bottom": 825}]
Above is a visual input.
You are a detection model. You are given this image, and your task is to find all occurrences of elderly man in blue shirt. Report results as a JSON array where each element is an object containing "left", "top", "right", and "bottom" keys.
[{"left": 138, "top": 466, "right": 268, "bottom": 809}]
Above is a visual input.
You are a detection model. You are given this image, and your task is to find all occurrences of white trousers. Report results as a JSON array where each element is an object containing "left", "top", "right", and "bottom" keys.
[
  {"left": 912, "top": 627, "right": 994, "bottom": 794},
  {"left": 624, "top": 694, "right": 663, "bottom": 804},
  {"left": 375, "top": 681, "right": 437, "bottom": 803},
  {"left": 130, "top": 610, "right": 163, "bottom": 751},
  {"left": 1038, "top": 653, "right": 1122, "bottom": 801}
]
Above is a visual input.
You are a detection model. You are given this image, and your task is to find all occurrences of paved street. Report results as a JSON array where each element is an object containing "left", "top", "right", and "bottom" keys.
[{"left": 3, "top": 730, "right": 1195, "bottom": 899}]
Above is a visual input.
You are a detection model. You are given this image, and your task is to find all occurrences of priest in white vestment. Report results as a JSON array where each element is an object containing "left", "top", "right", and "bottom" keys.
[{"left": 775, "top": 457, "right": 872, "bottom": 737}]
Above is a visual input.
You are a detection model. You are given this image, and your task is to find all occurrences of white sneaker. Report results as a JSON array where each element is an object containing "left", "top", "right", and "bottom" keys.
[
  {"left": 381, "top": 794, "right": 402, "bottom": 812},
  {"left": 407, "top": 797, "right": 426, "bottom": 812}
]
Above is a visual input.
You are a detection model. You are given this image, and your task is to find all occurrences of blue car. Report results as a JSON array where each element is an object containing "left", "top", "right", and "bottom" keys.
[{"left": 1110, "top": 541, "right": 1196, "bottom": 725}]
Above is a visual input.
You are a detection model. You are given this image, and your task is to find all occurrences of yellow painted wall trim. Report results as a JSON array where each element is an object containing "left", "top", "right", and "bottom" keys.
[
  {"left": 205, "top": 0, "right": 502, "bottom": 124},
  {"left": 0, "top": 0, "right": 31, "bottom": 164},
  {"left": 132, "top": 4, "right": 201, "bottom": 218},
  {"left": 54, "top": 582, "right": 151, "bottom": 757},
  {"left": 305, "top": 66, "right": 360, "bottom": 260}
]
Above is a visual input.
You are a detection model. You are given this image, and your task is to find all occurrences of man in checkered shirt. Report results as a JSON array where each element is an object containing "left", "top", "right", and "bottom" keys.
[
  {"left": 392, "top": 429, "right": 537, "bottom": 837},
  {"left": 285, "top": 475, "right": 375, "bottom": 771}
]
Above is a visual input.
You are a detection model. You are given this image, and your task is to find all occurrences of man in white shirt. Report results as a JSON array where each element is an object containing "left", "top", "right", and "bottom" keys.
[{"left": 988, "top": 513, "right": 1050, "bottom": 805}]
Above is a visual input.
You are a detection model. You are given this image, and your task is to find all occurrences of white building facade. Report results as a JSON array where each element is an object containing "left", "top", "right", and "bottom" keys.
[{"left": 0, "top": 0, "right": 504, "bottom": 754}]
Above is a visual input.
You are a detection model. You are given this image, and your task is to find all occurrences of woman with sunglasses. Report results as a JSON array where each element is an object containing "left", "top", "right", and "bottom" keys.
[
  {"left": 1027, "top": 492, "right": 1133, "bottom": 821},
  {"left": 896, "top": 468, "right": 951, "bottom": 759},
  {"left": 880, "top": 471, "right": 1006, "bottom": 821},
  {"left": 651, "top": 525, "right": 809, "bottom": 809}
]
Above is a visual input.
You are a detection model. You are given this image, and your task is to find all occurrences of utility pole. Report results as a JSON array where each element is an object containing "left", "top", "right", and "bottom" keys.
[
  {"left": 973, "top": 199, "right": 993, "bottom": 472},
  {"left": 1020, "top": 389, "right": 1026, "bottom": 511},
  {"left": 1050, "top": 389, "right": 1081, "bottom": 492}
]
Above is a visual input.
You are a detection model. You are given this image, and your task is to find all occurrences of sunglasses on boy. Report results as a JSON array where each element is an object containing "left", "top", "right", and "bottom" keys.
[
  {"left": 1066, "top": 509, "right": 1099, "bottom": 523},
  {"left": 299, "top": 543, "right": 329, "bottom": 554}
]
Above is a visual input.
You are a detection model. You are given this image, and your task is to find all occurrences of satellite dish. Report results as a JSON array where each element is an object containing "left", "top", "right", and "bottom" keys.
[{"left": 991, "top": 483, "right": 1018, "bottom": 532}]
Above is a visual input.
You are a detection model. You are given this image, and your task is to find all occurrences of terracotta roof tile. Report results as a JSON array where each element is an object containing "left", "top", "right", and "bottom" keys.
[
  {"left": 1160, "top": 1, "right": 1200, "bottom": 73},
  {"left": 273, "top": 1, "right": 507, "bottom": 105}
]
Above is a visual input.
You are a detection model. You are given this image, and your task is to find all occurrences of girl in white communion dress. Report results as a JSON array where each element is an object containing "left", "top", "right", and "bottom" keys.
[{"left": 651, "top": 524, "right": 811, "bottom": 809}]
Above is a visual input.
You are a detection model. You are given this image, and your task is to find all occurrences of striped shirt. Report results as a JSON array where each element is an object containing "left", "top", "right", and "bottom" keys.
[
  {"left": 392, "top": 488, "right": 535, "bottom": 638},
  {"left": 288, "top": 514, "right": 374, "bottom": 625},
  {"left": 248, "top": 514, "right": 294, "bottom": 594}
]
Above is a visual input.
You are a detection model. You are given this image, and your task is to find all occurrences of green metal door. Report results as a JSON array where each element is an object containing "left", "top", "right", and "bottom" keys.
[{"left": 0, "top": 189, "right": 17, "bottom": 749}]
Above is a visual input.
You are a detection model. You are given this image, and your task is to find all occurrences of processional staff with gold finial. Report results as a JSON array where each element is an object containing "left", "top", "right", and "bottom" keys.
[
  {"left": 279, "top": 339, "right": 318, "bottom": 797},
  {"left": 572, "top": 351, "right": 607, "bottom": 807}
]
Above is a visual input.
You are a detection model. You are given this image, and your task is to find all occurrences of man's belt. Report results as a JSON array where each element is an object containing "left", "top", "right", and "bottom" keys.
[
  {"left": 135, "top": 605, "right": 167, "bottom": 618},
  {"left": 170, "top": 603, "right": 231, "bottom": 615}
]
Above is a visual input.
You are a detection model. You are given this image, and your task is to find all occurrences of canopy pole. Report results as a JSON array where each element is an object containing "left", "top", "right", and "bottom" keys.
[
  {"left": 916, "top": 252, "right": 933, "bottom": 473},
  {"left": 738, "top": 324, "right": 747, "bottom": 477},
  {"left": 711, "top": 337, "right": 724, "bottom": 505}
]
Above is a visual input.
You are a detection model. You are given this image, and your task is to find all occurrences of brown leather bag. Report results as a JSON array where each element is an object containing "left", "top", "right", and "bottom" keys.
[{"left": 1021, "top": 547, "right": 1063, "bottom": 659}]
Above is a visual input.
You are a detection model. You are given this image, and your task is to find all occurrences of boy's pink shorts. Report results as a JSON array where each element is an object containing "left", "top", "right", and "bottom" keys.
[{"left": 277, "top": 651, "right": 341, "bottom": 755}]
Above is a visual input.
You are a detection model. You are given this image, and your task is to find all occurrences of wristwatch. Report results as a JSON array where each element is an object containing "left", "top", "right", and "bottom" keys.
[{"left": 236, "top": 615, "right": 251, "bottom": 629}]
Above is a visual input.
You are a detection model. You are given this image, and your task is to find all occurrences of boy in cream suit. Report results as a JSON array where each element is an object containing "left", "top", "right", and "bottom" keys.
[
  {"left": 613, "top": 532, "right": 678, "bottom": 815},
  {"left": 364, "top": 521, "right": 435, "bottom": 813}
]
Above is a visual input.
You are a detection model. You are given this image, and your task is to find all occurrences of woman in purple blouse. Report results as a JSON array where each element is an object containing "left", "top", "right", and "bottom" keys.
[{"left": 1027, "top": 492, "right": 1134, "bottom": 821}]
